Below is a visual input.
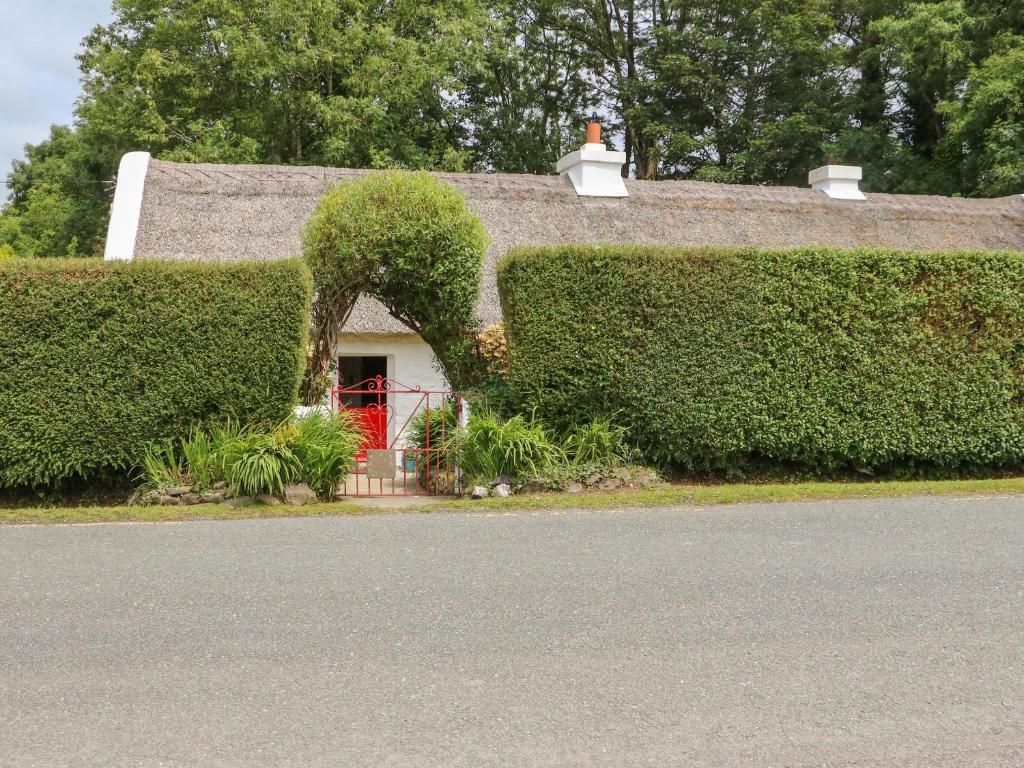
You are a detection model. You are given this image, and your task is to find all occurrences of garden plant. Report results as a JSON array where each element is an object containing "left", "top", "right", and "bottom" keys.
[
  {"left": 408, "top": 405, "right": 655, "bottom": 495},
  {"left": 138, "top": 412, "right": 362, "bottom": 502}
]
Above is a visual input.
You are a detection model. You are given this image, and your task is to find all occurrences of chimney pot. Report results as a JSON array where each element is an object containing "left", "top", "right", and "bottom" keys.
[{"left": 555, "top": 121, "right": 628, "bottom": 198}]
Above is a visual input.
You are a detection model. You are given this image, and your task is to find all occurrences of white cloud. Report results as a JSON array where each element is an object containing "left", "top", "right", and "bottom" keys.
[{"left": 0, "top": 0, "right": 113, "bottom": 188}]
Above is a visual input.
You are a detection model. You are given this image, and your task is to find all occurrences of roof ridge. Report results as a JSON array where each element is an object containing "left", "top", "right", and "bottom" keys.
[{"left": 144, "top": 158, "right": 1024, "bottom": 209}]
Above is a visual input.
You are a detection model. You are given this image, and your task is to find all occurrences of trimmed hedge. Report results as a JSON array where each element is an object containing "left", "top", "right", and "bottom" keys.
[
  {"left": 0, "top": 258, "right": 312, "bottom": 487},
  {"left": 498, "top": 245, "right": 1024, "bottom": 474}
]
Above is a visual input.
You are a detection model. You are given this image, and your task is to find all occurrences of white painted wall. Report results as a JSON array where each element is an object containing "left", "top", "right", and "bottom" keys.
[
  {"left": 103, "top": 151, "right": 151, "bottom": 261},
  {"left": 334, "top": 333, "right": 450, "bottom": 448}
]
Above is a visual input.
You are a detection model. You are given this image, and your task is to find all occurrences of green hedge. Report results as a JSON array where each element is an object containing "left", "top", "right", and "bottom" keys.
[
  {"left": 0, "top": 258, "right": 312, "bottom": 487},
  {"left": 498, "top": 245, "right": 1024, "bottom": 474}
]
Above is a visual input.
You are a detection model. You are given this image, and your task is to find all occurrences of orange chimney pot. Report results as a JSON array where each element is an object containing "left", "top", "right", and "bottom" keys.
[{"left": 586, "top": 121, "right": 601, "bottom": 144}]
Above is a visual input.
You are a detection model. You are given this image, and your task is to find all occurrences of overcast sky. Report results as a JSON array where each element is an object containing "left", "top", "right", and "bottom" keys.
[{"left": 0, "top": 0, "right": 113, "bottom": 188}]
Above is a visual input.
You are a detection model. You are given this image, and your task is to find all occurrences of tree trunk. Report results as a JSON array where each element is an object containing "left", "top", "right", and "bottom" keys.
[{"left": 301, "top": 290, "right": 357, "bottom": 406}]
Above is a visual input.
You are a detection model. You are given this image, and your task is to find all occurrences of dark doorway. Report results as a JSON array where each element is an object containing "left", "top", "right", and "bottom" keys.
[{"left": 337, "top": 356, "right": 388, "bottom": 407}]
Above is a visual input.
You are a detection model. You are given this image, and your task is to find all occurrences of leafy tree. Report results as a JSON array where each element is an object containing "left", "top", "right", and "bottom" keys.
[
  {"left": 2, "top": 0, "right": 488, "bottom": 257},
  {"left": 0, "top": 127, "right": 108, "bottom": 257},
  {"left": 944, "top": 35, "right": 1024, "bottom": 195},
  {"left": 498, "top": 0, "right": 846, "bottom": 183},
  {"left": 867, "top": 0, "right": 969, "bottom": 194},
  {"left": 459, "top": 2, "right": 596, "bottom": 173},
  {"left": 831, "top": 0, "right": 1024, "bottom": 196},
  {"left": 76, "top": 0, "right": 486, "bottom": 169},
  {"left": 647, "top": 0, "right": 844, "bottom": 184},
  {"left": 4, "top": 0, "right": 1024, "bottom": 259},
  {"left": 508, "top": 0, "right": 664, "bottom": 179}
]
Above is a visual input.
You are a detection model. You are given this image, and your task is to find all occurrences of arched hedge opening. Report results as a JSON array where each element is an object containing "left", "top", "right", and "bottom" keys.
[{"left": 302, "top": 171, "right": 489, "bottom": 402}]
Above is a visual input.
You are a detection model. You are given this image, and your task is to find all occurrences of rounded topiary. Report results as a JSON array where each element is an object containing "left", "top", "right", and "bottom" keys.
[{"left": 303, "top": 171, "right": 489, "bottom": 400}]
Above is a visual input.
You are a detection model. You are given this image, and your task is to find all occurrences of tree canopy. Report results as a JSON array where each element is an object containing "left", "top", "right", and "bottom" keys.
[{"left": 3, "top": 0, "right": 1024, "bottom": 257}]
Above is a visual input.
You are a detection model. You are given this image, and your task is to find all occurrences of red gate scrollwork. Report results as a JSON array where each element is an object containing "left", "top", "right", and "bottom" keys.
[{"left": 330, "top": 375, "right": 460, "bottom": 496}]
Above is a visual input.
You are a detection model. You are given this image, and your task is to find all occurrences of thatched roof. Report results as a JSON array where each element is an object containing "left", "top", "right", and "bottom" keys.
[{"left": 134, "top": 158, "right": 1024, "bottom": 334}]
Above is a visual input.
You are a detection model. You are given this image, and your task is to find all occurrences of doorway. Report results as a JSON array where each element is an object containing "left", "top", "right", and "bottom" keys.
[
  {"left": 336, "top": 355, "right": 389, "bottom": 454},
  {"left": 337, "top": 356, "right": 388, "bottom": 407}
]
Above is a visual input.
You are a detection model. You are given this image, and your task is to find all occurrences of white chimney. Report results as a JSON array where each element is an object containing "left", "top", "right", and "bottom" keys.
[
  {"left": 104, "top": 151, "right": 152, "bottom": 261},
  {"left": 556, "top": 118, "right": 628, "bottom": 198},
  {"left": 808, "top": 164, "right": 865, "bottom": 201}
]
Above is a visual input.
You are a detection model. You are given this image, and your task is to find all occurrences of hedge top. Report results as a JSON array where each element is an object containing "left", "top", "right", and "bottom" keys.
[{"left": 116, "top": 157, "right": 1023, "bottom": 335}]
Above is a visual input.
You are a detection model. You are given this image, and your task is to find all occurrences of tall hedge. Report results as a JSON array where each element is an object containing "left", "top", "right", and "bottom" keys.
[
  {"left": 0, "top": 258, "right": 312, "bottom": 487},
  {"left": 498, "top": 245, "right": 1024, "bottom": 474}
]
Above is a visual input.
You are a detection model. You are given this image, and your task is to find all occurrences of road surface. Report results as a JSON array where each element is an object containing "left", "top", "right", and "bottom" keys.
[{"left": 2, "top": 496, "right": 1022, "bottom": 767}]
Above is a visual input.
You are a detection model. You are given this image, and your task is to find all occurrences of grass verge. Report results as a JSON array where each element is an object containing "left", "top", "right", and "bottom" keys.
[
  {"left": 0, "top": 501, "right": 364, "bottom": 525},
  {"left": 421, "top": 476, "right": 1024, "bottom": 512},
  {"left": 3, "top": 477, "right": 1024, "bottom": 525}
]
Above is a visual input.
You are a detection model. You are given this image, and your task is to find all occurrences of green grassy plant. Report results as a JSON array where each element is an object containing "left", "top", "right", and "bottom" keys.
[
  {"left": 178, "top": 427, "right": 217, "bottom": 489},
  {"left": 564, "top": 417, "right": 630, "bottom": 466},
  {"left": 135, "top": 414, "right": 361, "bottom": 499},
  {"left": 220, "top": 429, "right": 302, "bottom": 498},
  {"left": 452, "top": 411, "right": 565, "bottom": 482},
  {"left": 138, "top": 441, "right": 189, "bottom": 490},
  {"left": 407, "top": 401, "right": 460, "bottom": 452},
  {"left": 289, "top": 411, "right": 362, "bottom": 500}
]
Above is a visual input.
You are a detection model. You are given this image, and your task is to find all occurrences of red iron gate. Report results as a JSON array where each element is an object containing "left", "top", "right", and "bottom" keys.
[{"left": 330, "top": 375, "right": 460, "bottom": 496}]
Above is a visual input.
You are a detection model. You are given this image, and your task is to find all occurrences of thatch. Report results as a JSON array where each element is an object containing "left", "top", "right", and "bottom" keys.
[{"left": 134, "top": 159, "right": 1024, "bottom": 334}]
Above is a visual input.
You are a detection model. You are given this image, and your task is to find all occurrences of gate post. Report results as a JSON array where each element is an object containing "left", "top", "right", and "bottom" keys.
[{"left": 454, "top": 396, "right": 470, "bottom": 495}]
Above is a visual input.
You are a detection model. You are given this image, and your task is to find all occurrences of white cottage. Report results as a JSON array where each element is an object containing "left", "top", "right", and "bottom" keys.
[{"left": 103, "top": 134, "right": 1024, "bottom": 448}]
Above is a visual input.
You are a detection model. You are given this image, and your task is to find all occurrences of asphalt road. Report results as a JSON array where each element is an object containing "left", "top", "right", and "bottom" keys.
[{"left": 2, "top": 496, "right": 1023, "bottom": 768}]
